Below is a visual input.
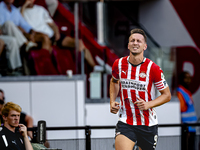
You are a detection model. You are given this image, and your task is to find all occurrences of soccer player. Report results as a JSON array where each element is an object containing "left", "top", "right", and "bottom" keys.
[{"left": 110, "top": 28, "right": 171, "bottom": 150}]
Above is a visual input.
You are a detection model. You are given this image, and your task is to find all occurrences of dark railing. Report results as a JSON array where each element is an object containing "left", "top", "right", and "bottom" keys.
[{"left": 28, "top": 122, "right": 200, "bottom": 150}]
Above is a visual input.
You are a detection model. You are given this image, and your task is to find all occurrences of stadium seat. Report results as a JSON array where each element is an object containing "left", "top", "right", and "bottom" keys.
[
  {"left": 28, "top": 49, "right": 59, "bottom": 75},
  {"left": 51, "top": 45, "right": 76, "bottom": 75}
]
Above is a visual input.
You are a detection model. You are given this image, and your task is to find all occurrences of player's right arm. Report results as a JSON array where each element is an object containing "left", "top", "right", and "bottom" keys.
[{"left": 110, "top": 77, "right": 120, "bottom": 114}]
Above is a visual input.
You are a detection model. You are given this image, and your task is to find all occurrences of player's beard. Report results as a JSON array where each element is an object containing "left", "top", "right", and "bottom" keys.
[
  {"left": 130, "top": 49, "right": 143, "bottom": 56},
  {"left": 131, "top": 51, "right": 139, "bottom": 56}
]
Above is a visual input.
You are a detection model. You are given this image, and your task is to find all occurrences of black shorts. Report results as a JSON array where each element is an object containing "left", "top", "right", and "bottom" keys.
[{"left": 115, "top": 121, "right": 158, "bottom": 150}]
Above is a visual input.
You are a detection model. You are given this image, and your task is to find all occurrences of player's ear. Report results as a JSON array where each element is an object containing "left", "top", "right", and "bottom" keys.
[
  {"left": 127, "top": 37, "right": 130, "bottom": 50},
  {"left": 144, "top": 44, "right": 147, "bottom": 51}
]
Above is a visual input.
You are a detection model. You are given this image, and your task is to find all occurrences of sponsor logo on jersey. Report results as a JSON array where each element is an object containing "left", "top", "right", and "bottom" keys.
[{"left": 121, "top": 79, "right": 146, "bottom": 91}]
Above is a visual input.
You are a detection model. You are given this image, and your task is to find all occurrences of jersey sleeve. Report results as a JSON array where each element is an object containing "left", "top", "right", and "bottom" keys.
[
  {"left": 151, "top": 63, "right": 168, "bottom": 91},
  {"left": 112, "top": 59, "right": 119, "bottom": 80}
]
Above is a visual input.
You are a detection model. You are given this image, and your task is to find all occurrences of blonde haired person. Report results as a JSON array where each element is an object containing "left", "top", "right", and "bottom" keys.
[{"left": 0, "top": 102, "right": 33, "bottom": 150}]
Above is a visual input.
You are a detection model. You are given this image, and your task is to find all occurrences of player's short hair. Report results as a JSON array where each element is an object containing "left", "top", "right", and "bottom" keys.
[
  {"left": 130, "top": 28, "right": 147, "bottom": 43},
  {"left": 2, "top": 102, "right": 22, "bottom": 117}
]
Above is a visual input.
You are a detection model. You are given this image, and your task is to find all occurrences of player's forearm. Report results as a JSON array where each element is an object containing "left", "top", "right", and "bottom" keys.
[
  {"left": 110, "top": 78, "right": 119, "bottom": 104},
  {"left": 148, "top": 87, "right": 171, "bottom": 108}
]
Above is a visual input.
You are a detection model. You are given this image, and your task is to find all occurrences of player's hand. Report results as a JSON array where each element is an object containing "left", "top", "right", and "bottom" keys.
[
  {"left": 110, "top": 101, "right": 120, "bottom": 114},
  {"left": 134, "top": 97, "right": 149, "bottom": 110},
  {"left": 18, "top": 124, "right": 28, "bottom": 137}
]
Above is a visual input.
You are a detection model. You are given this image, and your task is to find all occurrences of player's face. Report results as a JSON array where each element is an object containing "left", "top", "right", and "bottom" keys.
[
  {"left": 4, "top": 110, "right": 20, "bottom": 128},
  {"left": 128, "top": 33, "right": 147, "bottom": 55}
]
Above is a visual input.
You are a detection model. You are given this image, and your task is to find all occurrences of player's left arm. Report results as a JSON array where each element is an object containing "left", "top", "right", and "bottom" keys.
[
  {"left": 135, "top": 87, "right": 171, "bottom": 110},
  {"left": 135, "top": 63, "right": 171, "bottom": 110}
]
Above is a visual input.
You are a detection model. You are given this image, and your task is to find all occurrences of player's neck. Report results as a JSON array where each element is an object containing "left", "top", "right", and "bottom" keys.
[{"left": 129, "top": 53, "right": 144, "bottom": 65}]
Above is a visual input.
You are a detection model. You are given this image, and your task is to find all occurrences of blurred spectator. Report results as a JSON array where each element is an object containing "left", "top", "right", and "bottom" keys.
[
  {"left": 0, "top": 0, "right": 39, "bottom": 75},
  {"left": 177, "top": 71, "right": 197, "bottom": 150},
  {"left": 0, "top": 29, "right": 23, "bottom": 74},
  {"left": 0, "top": 39, "right": 5, "bottom": 56},
  {"left": 0, "top": 101, "right": 33, "bottom": 150},
  {"left": 0, "top": 89, "right": 33, "bottom": 139},
  {"left": 0, "top": 0, "right": 38, "bottom": 53},
  {"left": 20, "top": 0, "right": 103, "bottom": 71}
]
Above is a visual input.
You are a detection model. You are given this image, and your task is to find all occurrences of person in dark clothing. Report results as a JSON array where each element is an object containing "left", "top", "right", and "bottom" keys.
[
  {"left": 0, "top": 89, "right": 33, "bottom": 138},
  {"left": 0, "top": 102, "right": 33, "bottom": 150}
]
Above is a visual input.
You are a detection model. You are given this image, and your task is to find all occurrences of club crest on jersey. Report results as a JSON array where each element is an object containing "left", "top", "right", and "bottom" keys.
[{"left": 139, "top": 72, "right": 146, "bottom": 78}]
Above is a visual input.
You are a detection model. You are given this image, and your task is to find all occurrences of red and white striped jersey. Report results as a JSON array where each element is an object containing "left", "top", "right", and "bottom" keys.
[{"left": 112, "top": 56, "right": 168, "bottom": 126}]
